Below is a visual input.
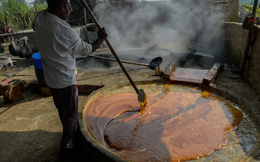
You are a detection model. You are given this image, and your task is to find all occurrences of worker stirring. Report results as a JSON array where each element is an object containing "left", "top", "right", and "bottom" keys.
[{"left": 34, "top": 0, "right": 107, "bottom": 157}]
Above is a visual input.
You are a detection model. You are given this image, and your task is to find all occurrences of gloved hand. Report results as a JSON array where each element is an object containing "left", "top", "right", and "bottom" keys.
[{"left": 98, "top": 27, "right": 108, "bottom": 40}]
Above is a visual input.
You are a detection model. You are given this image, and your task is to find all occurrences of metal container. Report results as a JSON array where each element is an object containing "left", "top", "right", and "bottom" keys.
[{"left": 79, "top": 81, "right": 260, "bottom": 162}]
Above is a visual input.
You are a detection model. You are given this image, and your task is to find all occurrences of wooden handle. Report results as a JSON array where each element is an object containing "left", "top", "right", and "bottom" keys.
[{"left": 81, "top": 0, "right": 139, "bottom": 93}]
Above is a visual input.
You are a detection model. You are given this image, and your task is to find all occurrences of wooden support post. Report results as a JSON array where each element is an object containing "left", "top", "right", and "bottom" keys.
[{"left": 203, "top": 63, "right": 224, "bottom": 85}]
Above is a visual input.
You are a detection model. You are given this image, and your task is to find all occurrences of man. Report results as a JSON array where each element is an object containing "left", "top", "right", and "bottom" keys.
[{"left": 34, "top": 0, "right": 107, "bottom": 154}]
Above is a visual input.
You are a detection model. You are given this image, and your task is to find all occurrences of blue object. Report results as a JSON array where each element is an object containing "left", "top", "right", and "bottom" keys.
[
  {"left": 32, "top": 52, "right": 43, "bottom": 69},
  {"left": 0, "top": 45, "right": 4, "bottom": 53},
  {"left": 32, "top": 52, "right": 46, "bottom": 87}
]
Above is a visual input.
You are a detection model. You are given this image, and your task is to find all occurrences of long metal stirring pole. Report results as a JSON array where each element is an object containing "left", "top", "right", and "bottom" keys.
[
  {"left": 80, "top": 0, "right": 139, "bottom": 93},
  {"left": 88, "top": 55, "right": 150, "bottom": 67}
]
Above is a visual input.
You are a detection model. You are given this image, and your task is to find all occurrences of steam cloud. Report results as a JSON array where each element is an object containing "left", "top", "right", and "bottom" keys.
[{"left": 94, "top": 0, "right": 225, "bottom": 56}]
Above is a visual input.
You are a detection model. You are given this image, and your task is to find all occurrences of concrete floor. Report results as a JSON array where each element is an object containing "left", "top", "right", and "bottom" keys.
[
  {"left": 0, "top": 59, "right": 260, "bottom": 161},
  {"left": 0, "top": 63, "right": 160, "bottom": 162}
]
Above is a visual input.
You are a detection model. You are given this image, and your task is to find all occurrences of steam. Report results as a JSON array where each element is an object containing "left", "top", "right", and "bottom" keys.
[{"left": 94, "top": 0, "right": 225, "bottom": 56}]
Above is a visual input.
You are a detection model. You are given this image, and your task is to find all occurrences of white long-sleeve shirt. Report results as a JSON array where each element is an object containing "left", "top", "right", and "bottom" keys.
[{"left": 34, "top": 10, "right": 92, "bottom": 89}]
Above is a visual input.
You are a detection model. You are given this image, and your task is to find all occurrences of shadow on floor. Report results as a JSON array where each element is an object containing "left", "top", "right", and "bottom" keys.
[{"left": 0, "top": 130, "right": 115, "bottom": 162}]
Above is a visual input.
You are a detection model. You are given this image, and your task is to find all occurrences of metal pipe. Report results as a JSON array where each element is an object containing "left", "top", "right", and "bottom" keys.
[
  {"left": 0, "top": 30, "right": 35, "bottom": 37},
  {"left": 88, "top": 55, "right": 149, "bottom": 67},
  {"left": 0, "top": 23, "right": 96, "bottom": 37},
  {"left": 252, "top": 0, "right": 259, "bottom": 18},
  {"left": 84, "top": 8, "right": 87, "bottom": 25}
]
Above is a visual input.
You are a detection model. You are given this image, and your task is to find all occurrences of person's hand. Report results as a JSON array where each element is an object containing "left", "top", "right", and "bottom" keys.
[{"left": 98, "top": 27, "right": 107, "bottom": 40}]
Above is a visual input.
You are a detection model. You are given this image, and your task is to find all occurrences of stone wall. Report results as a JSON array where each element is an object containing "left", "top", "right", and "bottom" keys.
[
  {"left": 223, "top": 22, "right": 260, "bottom": 92},
  {"left": 228, "top": 0, "right": 239, "bottom": 22},
  {"left": 215, "top": 0, "right": 239, "bottom": 22},
  {"left": 247, "top": 28, "right": 260, "bottom": 92},
  {"left": 223, "top": 23, "right": 248, "bottom": 66}
]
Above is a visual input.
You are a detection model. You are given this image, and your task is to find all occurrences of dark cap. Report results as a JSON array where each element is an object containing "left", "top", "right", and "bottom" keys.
[{"left": 46, "top": 0, "right": 67, "bottom": 11}]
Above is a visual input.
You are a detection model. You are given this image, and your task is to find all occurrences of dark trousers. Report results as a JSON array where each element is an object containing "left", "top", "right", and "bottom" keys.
[{"left": 49, "top": 85, "right": 79, "bottom": 149}]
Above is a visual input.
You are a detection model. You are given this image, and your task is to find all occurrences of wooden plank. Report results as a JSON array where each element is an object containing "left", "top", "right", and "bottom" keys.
[
  {"left": 169, "top": 68, "right": 209, "bottom": 85},
  {"left": 203, "top": 63, "right": 223, "bottom": 84}
]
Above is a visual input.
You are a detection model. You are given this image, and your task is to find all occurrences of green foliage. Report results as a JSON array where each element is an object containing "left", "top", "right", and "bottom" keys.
[
  {"left": 242, "top": 5, "right": 260, "bottom": 17},
  {"left": 0, "top": 0, "right": 47, "bottom": 31},
  {"left": 239, "top": 0, "right": 253, "bottom": 5},
  {"left": 34, "top": 0, "right": 46, "bottom": 4}
]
